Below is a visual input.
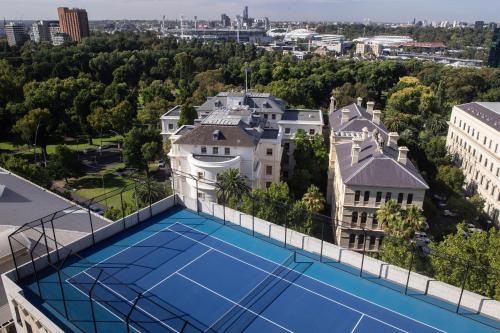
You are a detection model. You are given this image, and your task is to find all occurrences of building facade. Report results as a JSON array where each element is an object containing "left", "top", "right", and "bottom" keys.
[
  {"left": 5, "top": 22, "right": 28, "bottom": 47},
  {"left": 31, "top": 21, "right": 59, "bottom": 44},
  {"left": 164, "top": 92, "right": 323, "bottom": 201},
  {"left": 57, "top": 7, "right": 90, "bottom": 42},
  {"left": 445, "top": 102, "right": 500, "bottom": 226},
  {"left": 327, "top": 98, "right": 428, "bottom": 252}
]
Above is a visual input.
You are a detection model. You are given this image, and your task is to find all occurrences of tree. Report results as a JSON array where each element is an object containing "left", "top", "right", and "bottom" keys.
[
  {"left": 215, "top": 168, "right": 250, "bottom": 207},
  {"left": 47, "top": 145, "right": 84, "bottom": 183},
  {"left": 379, "top": 237, "right": 416, "bottom": 269},
  {"left": 178, "top": 103, "right": 197, "bottom": 126},
  {"left": 87, "top": 106, "right": 112, "bottom": 136},
  {"left": 0, "top": 154, "right": 53, "bottom": 188},
  {"left": 13, "top": 108, "right": 51, "bottom": 164},
  {"left": 123, "top": 128, "right": 162, "bottom": 176},
  {"left": 430, "top": 225, "right": 499, "bottom": 300},
  {"left": 109, "top": 100, "right": 136, "bottom": 136},
  {"left": 377, "top": 200, "right": 425, "bottom": 240},
  {"left": 436, "top": 165, "right": 464, "bottom": 195},
  {"left": 134, "top": 178, "right": 167, "bottom": 207},
  {"left": 241, "top": 182, "right": 292, "bottom": 225},
  {"left": 301, "top": 185, "right": 325, "bottom": 214},
  {"left": 403, "top": 205, "right": 426, "bottom": 238},
  {"left": 138, "top": 98, "right": 171, "bottom": 126}
]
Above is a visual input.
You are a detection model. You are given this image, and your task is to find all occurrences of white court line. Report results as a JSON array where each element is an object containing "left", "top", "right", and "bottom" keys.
[
  {"left": 68, "top": 248, "right": 211, "bottom": 333},
  {"left": 66, "top": 279, "right": 142, "bottom": 333},
  {"left": 174, "top": 222, "right": 446, "bottom": 333},
  {"left": 169, "top": 224, "right": 409, "bottom": 333},
  {"left": 350, "top": 315, "right": 364, "bottom": 333},
  {"left": 176, "top": 272, "right": 293, "bottom": 333},
  {"left": 69, "top": 224, "right": 175, "bottom": 280}
]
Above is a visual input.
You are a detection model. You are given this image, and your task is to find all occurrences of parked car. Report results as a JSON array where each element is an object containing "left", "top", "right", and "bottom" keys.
[
  {"left": 414, "top": 231, "right": 431, "bottom": 245},
  {"left": 433, "top": 194, "right": 447, "bottom": 201},
  {"left": 443, "top": 210, "right": 458, "bottom": 217},
  {"left": 158, "top": 159, "right": 166, "bottom": 168}
]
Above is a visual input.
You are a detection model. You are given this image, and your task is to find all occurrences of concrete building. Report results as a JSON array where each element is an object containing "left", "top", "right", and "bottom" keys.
[
  {"left": 5, "top": 22, "right": 28, "bottom": 47},
  {"left": 30, "top": 21, "right": 59, "bottom": 44},
  {"left": 57, "top": 7, "right": 90, "bottom": 42},
  {"left": 327, "top": 98, "right": 428, "bottom": 252},
  {"left": 445, "top": 102, "right": 500, "bottom": 226},
  {"left": 51, "top": 32, "right": 72, "bottom": 46},
  {"left": 164, "top": 92, "right": 323, "bottom": 201}
]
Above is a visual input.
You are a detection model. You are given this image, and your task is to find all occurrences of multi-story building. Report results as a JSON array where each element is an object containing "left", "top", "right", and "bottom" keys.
[
  {"left": 164, "top": 92, "right": 323, "bottom": 201},
  {"left": 57, "top": 7, "right": 90, "bottom": 42},
  {"left": 31, "top": 20, "right": 59, "bottom": 43},
  {"left": 327, "top": 98, "right": 428, "bottom": 251},
  {"left": 445, "top": 102, "right": 500, "bottom": 226},
  {"left": 5, "top": 22, "right": 28, "bottom": 47},
  {"left": 488, "top": 28, "right": 500, "bottom": 68}
]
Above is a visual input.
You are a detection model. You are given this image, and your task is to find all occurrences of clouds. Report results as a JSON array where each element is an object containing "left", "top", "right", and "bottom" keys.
[{"left": 1, "top": 0, "right": 499, "bottom": 22}]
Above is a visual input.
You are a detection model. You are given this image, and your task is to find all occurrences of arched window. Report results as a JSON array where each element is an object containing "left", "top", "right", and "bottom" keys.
[
  {"left": 351, "top": 212, "right": 358, "bottom": 223},
  {"left": 360, "top": 212, "right": 367, "bottom": 226}
]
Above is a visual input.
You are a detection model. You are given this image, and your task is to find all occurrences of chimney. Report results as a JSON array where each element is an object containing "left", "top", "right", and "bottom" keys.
[
  {"left": 398, "top": 146, "right": 409, "bottom": 165},
  {"left": 351, "top": 139, "right": 362, "bottom": 165},
  {"left": 341, "top": 109, "right": 350, "bottom": 124},
  {"left": 357, "top": 97, "right": 363, "bottom": 106},
  {"left": 387, "top": 132, "right": 399, "bottom": 149},
  {"left": 366, "top": 101, "right": 375, "bottom": 115},
  {"left": 329, "top": 96, "right": 337, "bottom": 114},
  {"left": 361, "top": 127, "right": 369, "bottom": 140},
  {"left": 372, "top": 110, "right": 381, "bottom": 125}
]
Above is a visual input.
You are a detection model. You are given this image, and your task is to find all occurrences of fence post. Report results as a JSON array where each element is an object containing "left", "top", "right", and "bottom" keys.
[
  {"left": 195, "top": 178, "right": 200, "bottom": 214},
  {"left": 8, "top": 236, "right": 20, "bottom": 282},
  {"left": 404, "top": 243, "right": 416, "bottom": 295},
  {"left": 320, "top": 219, "right": 325, "bottom": 262},
  {"left": 222, "top": 188, "right": 226, "bottom": 224},
  {"left": 172, "top": 172, "right": 177, "bottom": 206},
  {"left": 40, "top": 218, "right": 52, "bottom": 263},
  {"left": 252, "top": 195, "right": 255, "bottom": 237},
  {"left": 332, "top": 218, "right": 337, "bottom": 245},
  {"left": 284, "top": 205, "right": 288, "bottom": 248},
  {"left": 49, "top": 215, "right": 61, "bottom": 263},
  {"left": 133, "top": 184, "right": 140, "bottom": 224},
  {"left": 147, "top": 181, "right": 153, "bottom": 218},
  {"left": 87, "top": 206, "right": 96, "bottom": 245},
  {"left": 359, "top": 229, "right": 367, "bottom": 277},
  {"left": 120, "top": 191, "right": 126, "bottom": 230},
  {"left": 456, "top": 264, "right": 470, "bottom": 313}
]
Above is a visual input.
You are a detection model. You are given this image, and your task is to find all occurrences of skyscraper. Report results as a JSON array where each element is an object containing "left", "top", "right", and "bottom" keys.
[
  {"left": 31, "top": 20, "right": 59, "bottom": 43},
  {"left": 488, "top": 28, "right": 500, "bottom": 68},
  {"left": 57, "top": 7, "right": 89, "bottom": 42},
  {"left": 243, "top": 6, "right": 249, "bottom": 21},
  {"left": 221, "top": 14, "right": 230, "bottom": 27},
  {"left": 5, "top": 22, "right": 28, "bottom": 47}
]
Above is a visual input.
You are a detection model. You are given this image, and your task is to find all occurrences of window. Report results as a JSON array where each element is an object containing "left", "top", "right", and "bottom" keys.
[
  {"left": 168, "top": 123, "right": 174, "bottom": 130},
  {"left": 212, "top": 147, "right": 219, "bottom": 154},
  {"left": 351, "top": 212, "right": 358, "bottom": 223},
  {"left": 372, "top": 214, "right": 378, "bottom": 229},
  {"left": 379, "top": 236, "right": 384, "bottom": 247},
  {"left": 358, "top": 234, "right": 365, "bottom": 246},
  {"left": 264, "top": 114, "right": 268, "bottom": 119},
  {"left": 197, "top": 192, "right": 204, "bottom": 199},
  {"left": 360, "top": 212, "right": 367, "bottom": 226},
  {"left": 363, "top": 191, "right": 370, "bottom": 202},
  {"left": 201, "top": 146, "right": 207, "bottom": 154},
  {"left": 285, "top": 128, "right": 291, "bottom": 134},
  {"left": 354, "top": 191, "right": 361, "bottom": 202},
  {"left": 376, "top": 192, "right": 382, "bottom": 203},
  {"left": 407, "top": 193, "right": 413, "bottom": 205},
  {"left": 266, "top": 165, "right": 273, "bottom": 175},
  {"left": 14, "top": 304, "right": 22, "bottom": 326},
  {"left": 385, "top": 192, "right": 392, "bottom": 202},
  {"left": 397, "top": 193, "right": 404, "bottom": 204},
  {"left": 266, "top": 181, "right": 272, "bottom": 188},
  {"left": 349, "top": 234, "right": 356, "bottom": 245},
  {"left": 309, "top": 129, "right": 315, "bottom": 135},
  {"left": 369, "top": 236, "right": 376, "bottom": 248},
  {"left": 224, "top": 147, "right": 230, "bottom": 155},
  {"left": 485, "top": 158, "right": 488, "bottom": 167},
  {"left": 266, "top": 148, "right": 273, "bottom": 156},
  {"left": 271, "top": 114, "right": 276, "bottom": 120},
  {"left": 284, "top": 143, "right": 290, "bottom": 150},
  {"left": 483, "top": 136, "right": 487, "bottom": 145}
]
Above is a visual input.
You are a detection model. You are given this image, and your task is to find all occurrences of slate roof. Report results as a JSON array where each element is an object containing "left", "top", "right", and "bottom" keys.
[
  {"left": 281, "top": 109, "right": 323, "bottom": 122},
  {"left": 336, "top": 138, "right": 428, "bottom": 189},
  {"left": 197, "top": 92, "right": 286, "bottom": 114},
  {"left": 329, "top": 103, "right": 388, "bottom": 136},
  {"left": 456, "top": 102, "right": 500, "bottom": 132},
  {"left": 261, "top": 129, "right": 279, "bottom": 139},
  {"left": 173, "top": 124, "right": 260, "bottom": 147}
]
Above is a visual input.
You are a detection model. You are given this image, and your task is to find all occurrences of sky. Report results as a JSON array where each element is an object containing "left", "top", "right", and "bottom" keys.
[{"left": 2, "top": 0, "right": 500, "bottom": 23}]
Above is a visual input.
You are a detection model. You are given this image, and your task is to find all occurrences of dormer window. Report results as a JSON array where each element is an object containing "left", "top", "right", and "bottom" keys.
[{"left": 213, "top": 130, "right": 221, "bottom": 141}]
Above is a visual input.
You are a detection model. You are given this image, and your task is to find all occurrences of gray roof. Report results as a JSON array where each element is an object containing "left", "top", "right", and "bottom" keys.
[
  {"left": 162, "top": 105, "right": 181, "bottom": 117},
  {"left": 329, "top": 103, "right": 388, "bottom": 136},
  {"left": 336, "top": 139, "right": 428, "bottom": 189},
  {"left": 192, "top": 155, "right": 236, "bottom": 162},
  {"left": 281, "top": 109, "right": 323, "bottom": 122},
  {"left": 261, "top": 129, "right": 279, "bottom": 139},
  {"left": 0, "top": 170, "right": 109, "bottom": 232},
  {"left": 456, "top": 102, "right": 500, "bottom": 132},
  {"left": 197, "top": 92, "right": 286, "bottom": 114},
  {"left": 173, "top": 124, "right": 260, "bottom": 147}
]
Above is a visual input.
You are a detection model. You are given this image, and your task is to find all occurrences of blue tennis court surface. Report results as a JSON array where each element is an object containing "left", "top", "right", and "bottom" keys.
[{"left": 22, "top": 207, "right": 498, "bottom": 333}]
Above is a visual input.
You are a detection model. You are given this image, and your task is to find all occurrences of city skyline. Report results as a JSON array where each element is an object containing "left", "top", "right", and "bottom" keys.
[{"left": 2, "top": 0, "right": 500, "bottom": 23}]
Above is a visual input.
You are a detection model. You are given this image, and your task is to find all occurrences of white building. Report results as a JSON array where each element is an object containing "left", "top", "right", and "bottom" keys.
[
  {"left": 165, "top": 92, "right": 323, "bottom": 201},
  {"left": 30, "top": 21, "right": 59, "bottom": 44},
  {"left": 5, "top": 22, "right": 28, "bottom": 47},
  {"left": 327, "top": 97, "right": 428, "bottom": 252},
  {"left": 446, "top": 102, "right": 500, "bottom": 226}
]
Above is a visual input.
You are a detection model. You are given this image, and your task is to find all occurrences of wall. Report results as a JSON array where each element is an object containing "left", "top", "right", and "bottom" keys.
[{"left": 178, "top": 195, "right": 500, "bottom": 322}]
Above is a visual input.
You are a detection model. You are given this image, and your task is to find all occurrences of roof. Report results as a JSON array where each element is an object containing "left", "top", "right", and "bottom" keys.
[
  {"left": 192, "top": 155, "right": 236, "bottom": 162},
  {"left": 197, "top": 92, "right": 286, "bottom": 114},
  {"left": 329, "top": 103, "right": 388, "bottom": 136},
  {"left": 281, "top": 109, "right": 323, "bottom": 123},
  {"left": 261, "top": 129, "right": 279, "bottom": 140},
  {"left": 173, "top": 124, "right": 260, "bottom": 147},
  {"left": 456, "top": 102, "right": 500, "bottom": 132},
  {"left": 336, "top": 138, "right": 428, "bottom": 189}
]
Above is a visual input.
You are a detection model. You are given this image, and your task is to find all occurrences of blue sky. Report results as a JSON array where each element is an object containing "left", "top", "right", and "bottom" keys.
[{"left": 2, "top": 0, "right": 499, "bottom": 22}]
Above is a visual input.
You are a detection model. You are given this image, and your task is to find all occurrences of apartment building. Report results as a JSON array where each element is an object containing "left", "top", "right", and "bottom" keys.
[
  {"left": 57, "top": 7, "right": 90, "bottom": 42},
  {"left": 165, "top": 92, "right": 323, "bottom": 201},
  {"left": 446, "top": 102, "right": 500, "bottom": 226},
  {"left": 5, "top": 22, "right": 28, "bottom": 47},
  {"left": 327, "top": 98, "right": 428, "bottom": 251}
]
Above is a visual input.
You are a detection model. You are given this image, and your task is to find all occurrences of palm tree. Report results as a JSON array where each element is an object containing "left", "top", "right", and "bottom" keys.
[
  {"left": 134, "top": 178, "right": 167, "bottom": 207},
  {"left": 377, "top": 199, "right": 404, "bottom": 237},
  {"left": 215, "top": 168, "right": 250, "bottom": 206},
  {"left": 301, "top": 185, "right": 325, "bottom": 214},
  {"left": 403, "top": 205, "right": 426, "bottom": 238}
]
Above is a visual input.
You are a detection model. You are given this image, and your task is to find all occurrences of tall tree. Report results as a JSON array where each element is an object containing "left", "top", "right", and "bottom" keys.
[
  {"left": 13, "top": 108, "right": 51, "bottom": 164},
  {"left": 178, "top": 103, "right": 198, "bottom": 126},
  {"left": 215, "top": 168, "right": 250, "bottom": 206},
  {"left": 301, "top": 185, "right": 326, "bottom": 214},
  {"left": 122, "top": 128, "right": 161, "bottom": 177},
  {"left": 47, "top": 145, "right": 84, "bottom": 183}
]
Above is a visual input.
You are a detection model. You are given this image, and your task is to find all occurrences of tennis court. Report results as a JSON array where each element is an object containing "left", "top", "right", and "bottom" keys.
[{"left": 22, "top": 208, "right": 498, "bottom": 333}]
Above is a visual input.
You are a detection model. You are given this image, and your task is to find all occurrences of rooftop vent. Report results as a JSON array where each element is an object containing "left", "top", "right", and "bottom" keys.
[{"left": 212, "top": 130, "right": 221, "bottom": 141}]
